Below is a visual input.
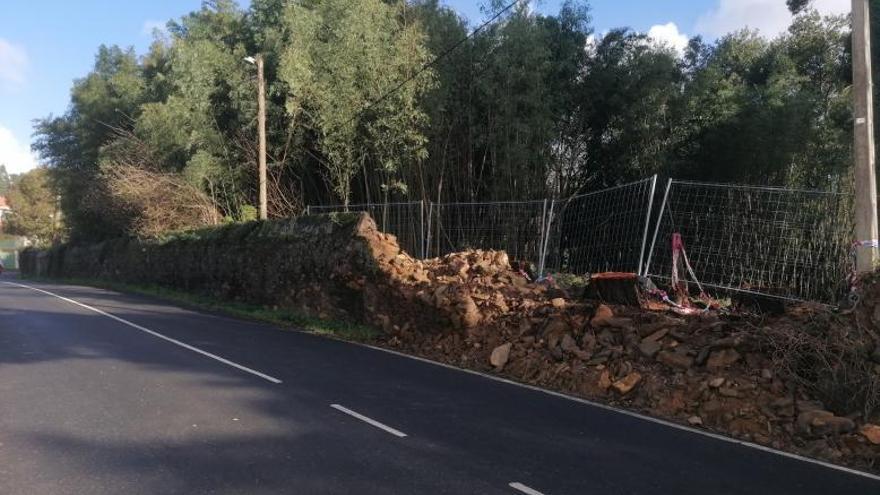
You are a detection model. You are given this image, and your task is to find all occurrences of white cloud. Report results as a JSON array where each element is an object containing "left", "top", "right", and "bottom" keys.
[
  {"left": 0, "top": 38, "right": 28, "bottom": 88},
  {"left": 648, "top": 22, "right": 690, "bottom": 55},
  {"left": 0, "top": 126, "right": 37, "bottom": 175},
  {"left": 141, "top": 20, "right": 167, "bottom": 36},
  {"left": 695, "top": 0, "right": 849, "bottom": 38}
]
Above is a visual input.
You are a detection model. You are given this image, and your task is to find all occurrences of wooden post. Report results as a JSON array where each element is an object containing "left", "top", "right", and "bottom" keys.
[
  {"left": 256, "top": 55, "right": 268, "bottom": 220},
  {"left": 853, "top": 0, "right": 879, "bottom": 272}
]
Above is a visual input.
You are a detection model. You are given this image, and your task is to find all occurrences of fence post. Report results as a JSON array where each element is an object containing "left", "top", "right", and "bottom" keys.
[
  {"left": 643, "top": 178, "right": 672, "bottom": 278},
  {"left": 305, "top": 205, "right": 310, "bottom": 216},
  {"left": 538, "top": 199, "right": 555, "bottom": 277},
  {"left": 419, "top": 200, "right": 426, "bottom": 260},
  {"left": 425, "top": 201, "right": 434, "bottom": 259},
  {"left": 637, "top": 175, "right": 658, "bottom": 276},
  {"left": 538, "top": 199, "right": 548, "bottom": 273}
]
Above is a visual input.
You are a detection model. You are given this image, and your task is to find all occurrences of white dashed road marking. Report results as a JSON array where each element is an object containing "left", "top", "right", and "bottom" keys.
[
  {"left": 330, "top": 404, "right": 407, "bottom": 438},
  {"left": 509, "top": 482, "right": 546, "bottom": 495}
]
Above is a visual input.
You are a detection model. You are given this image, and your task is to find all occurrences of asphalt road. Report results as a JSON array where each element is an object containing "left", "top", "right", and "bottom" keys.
[{"left": 0, "top": 275, "right": 878, "bottom": 495}]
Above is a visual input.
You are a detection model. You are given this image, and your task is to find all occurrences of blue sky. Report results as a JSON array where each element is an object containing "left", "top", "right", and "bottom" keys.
[{"left": 0, "top": 0, "right": 850, "bottom": 174}]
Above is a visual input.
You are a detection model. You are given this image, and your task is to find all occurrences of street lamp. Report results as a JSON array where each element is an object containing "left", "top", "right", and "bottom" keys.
[{"left": 245, "top": 54, "right": 267, "bottom": 221}]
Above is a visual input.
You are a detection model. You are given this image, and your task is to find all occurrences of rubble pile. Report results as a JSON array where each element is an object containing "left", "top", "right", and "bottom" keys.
[{"left": 353, "top": 223, "right": 880, "bottom": 473}]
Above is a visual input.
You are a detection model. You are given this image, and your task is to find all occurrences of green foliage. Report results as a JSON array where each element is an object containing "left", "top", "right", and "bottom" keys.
[
  {"left": 238, "top": 204, "right": 258, "bottom": 222},
  {"left": 0, "top": 165, "right": 13, "bottom": 195},
  {"left": 4, "top": 168, "right": 63, "bottom": 246},
  {"left": 32, "top": 45, "right": 149, "bottom": 241},
  {"left": 30, "top": 0, "right": 865, "bottom": 242},
  {"left": 577, "top": 29, "right": 682, "bottom": 186},
  {"left": 674, "top": 17, "right": 852, "bottom": 188},
  {"left": 279, "top": 0, "right": 434, "bottom": 206},
  {"left": 787, "top": 0, "right": 812, "bottom": 14}
]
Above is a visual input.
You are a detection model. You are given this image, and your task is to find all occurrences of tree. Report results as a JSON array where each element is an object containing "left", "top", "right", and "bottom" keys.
[
  {"left": 0, "top": 165, "right": 12, "bottom": 196},
  {"left": 30, "top": 0, "right": 864, "bottom": 242},
  {"left": 575, "top": 29, "right": 684, "bottom": 188},
  {"left": 32, "top": 45, "right": 148, "bottom": 241},
  {"left": 279, "top": 0, "right": 434, "bottom": 207},
  {"left": 5, "top": 168, "right": 61, "bottom": 246},
  {"left": 470, "top": 1, "right": 558, "bottom": 200},
  {"left": 787, "top": 0, "right": 812, "bottom": 14}
]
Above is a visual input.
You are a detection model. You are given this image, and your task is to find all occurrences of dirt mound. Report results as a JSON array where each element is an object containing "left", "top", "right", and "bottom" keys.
[{"left": 350, "top": 220, "right": 880, "bottom": 473}]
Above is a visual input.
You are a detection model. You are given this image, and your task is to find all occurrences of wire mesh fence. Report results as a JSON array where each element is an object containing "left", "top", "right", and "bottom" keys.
[
  {"left": 308, "top": 202, "right": 425, "bottom": 258},
  {"left": 545, "top": 177, "right": 656, "bottom": 275},
  {"left": 306, "top": 176, "right": 855, "bottom": 304},
  {"left": 644, "top": 180, "right": 854, "bottom": 303},
  {"left": 426, "top": 201, "right": 548, "bottom": 265}
]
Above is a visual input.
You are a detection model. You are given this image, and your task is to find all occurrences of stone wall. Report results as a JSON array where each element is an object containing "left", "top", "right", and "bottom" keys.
[{"left": 20, "top": 213, "right": 389, "bottom": 321}]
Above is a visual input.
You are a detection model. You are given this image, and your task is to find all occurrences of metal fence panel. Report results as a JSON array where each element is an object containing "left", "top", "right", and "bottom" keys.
[
  {"left": 305, "top": 176, "right": 853, "bottom": 304},
  {"left": 308, "top": 202, "right": 424, "bottom": 258},
  {"left": 545, "top": 177, "right": 657, "bottom": 275},
  {"left": 645, "top": 180, "right": 853, "bottom": 303},
  {"left": 428, "top": 201, "right": 547, "bottom": 266}
]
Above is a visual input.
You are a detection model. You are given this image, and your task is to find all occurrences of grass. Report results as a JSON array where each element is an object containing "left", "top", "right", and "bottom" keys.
[{"left": 23, "top": 276, "right": 381, "bottom": 343}]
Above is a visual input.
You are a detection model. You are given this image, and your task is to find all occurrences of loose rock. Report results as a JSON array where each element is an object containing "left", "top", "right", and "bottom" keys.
[
  {"left": 490, "top": 343, "right": 512, "bottom": 370},
  {"left": 639, "top": 339, "right": 662, "bottom": 358},
  {"left": 458, "top": 294, "right": 482, "bottom": 329},
  {"left": 860, "top": 424, "right": 880, "bottom": 445},
  {"left": 591, "top": 304, "right": 614, "bottom": 327},
  {"left": 598, "top": 369, "right": 612, "bottom": 391},
  {"left": 643, "top": 328, "right": 669, "bottom": 342},
  {"left": 718, "top": 387, "right": 741, "bottom": 398},
  {"left": 706, "top": 349, "right": 741, "bottom": 370},
  {"left": 657, "top": 350, "right": 694, "bottom": 370},
  {"left": 811, "top": 416, "right": 856, "bottom": 436},
  {"left": 708, "top": 377, "right": 726, "bottom": 388},
  {"left": 612, "top": 372, "right": 642, "bottom": 395},
  {"left": 796, "top": 410, "right": 834, "bottom": 435},
  {"left": 560, "top": 333, "right": 590, "bottom": 360}
]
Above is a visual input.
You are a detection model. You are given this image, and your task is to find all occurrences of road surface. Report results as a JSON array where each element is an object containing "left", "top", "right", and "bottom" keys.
[{"left": 0, "top": 275, "right": 877, "bottom": 494}]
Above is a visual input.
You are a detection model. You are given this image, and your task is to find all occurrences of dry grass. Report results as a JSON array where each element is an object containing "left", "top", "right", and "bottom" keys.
[
  {"left": 87, "top": 127, "right": 221, "bottom": 238},
  {"left": 760, "top": 308, "right": 880, "bottom": 420},
  {"left": 100, "top": 163, "right": 220, "bottom": 237}
]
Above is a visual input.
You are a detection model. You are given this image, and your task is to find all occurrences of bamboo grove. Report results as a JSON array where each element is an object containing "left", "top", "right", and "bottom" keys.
[{"left": 31, "top": 0, "right": 867, "bottom": 241}]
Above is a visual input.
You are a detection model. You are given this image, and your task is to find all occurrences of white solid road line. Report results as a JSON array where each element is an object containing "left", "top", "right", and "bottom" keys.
[
  {"left": 3, "top": 281, "right": 283, "bottom": 385},
  {"left": 330, "top": 404, "right": 408, "bottom": 438},
  {"left": 509, "top": 482, "right": 546, "bottom": 495}
]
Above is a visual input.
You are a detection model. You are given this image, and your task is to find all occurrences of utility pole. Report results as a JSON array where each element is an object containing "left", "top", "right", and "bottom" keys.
[
  {"left": 853, "top": 0, "right": 879, "bottom": 272},
  {"left": 256, "top": 54, "right": 268, "bottom": 220},
  {"left": 52, "top": 194, "right": 62, "bottom": 244}
]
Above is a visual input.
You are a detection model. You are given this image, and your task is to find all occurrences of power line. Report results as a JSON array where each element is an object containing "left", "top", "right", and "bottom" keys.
[{"left": 337, "top": 0, "right": 522, "bottom": 131}]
